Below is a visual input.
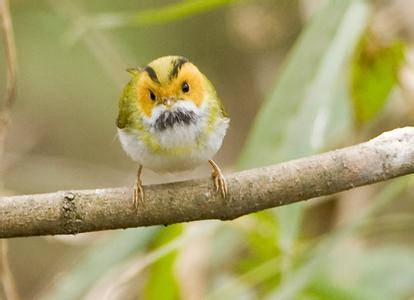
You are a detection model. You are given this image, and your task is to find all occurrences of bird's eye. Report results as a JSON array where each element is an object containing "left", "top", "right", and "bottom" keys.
[
  {"left": 149, "top": 90, "right": 156, "bottom": 101},
  {"left": 182, "top": 81, "right": 190, "bottom": 93}
]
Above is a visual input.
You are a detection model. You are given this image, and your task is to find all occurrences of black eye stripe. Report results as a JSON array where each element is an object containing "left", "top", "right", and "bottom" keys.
[
  {"left": 169, "top": 57, "right": 189, "bottom": 80},
  {"left": 144, "top": 66, "right": 160, "bottom": 84}
]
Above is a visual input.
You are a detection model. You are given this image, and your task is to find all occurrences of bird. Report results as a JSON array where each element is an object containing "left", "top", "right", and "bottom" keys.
[{"left": 116, "top": 56, "right": 230, "bottom": 208}]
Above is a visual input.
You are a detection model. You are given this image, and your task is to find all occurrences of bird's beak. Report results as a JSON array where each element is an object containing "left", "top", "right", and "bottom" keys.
[{"left": 162, "top": 98, "right": 173, "bottom": 107}]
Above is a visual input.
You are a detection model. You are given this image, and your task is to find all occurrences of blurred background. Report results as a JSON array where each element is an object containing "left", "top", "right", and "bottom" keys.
[{"left": 1, "top": 0, "right": 414, "bottom": 299}]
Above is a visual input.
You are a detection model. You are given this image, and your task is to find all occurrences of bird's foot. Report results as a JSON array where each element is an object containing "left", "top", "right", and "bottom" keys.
[
  {"left": 133, "top": 179, "right": 144, "bottom": 209},
  {"left": 133, "top": 165, "right": 144, "bottom": 209},
  {"left": 209, "top": 160, "right": 227, "bottom": 198}
]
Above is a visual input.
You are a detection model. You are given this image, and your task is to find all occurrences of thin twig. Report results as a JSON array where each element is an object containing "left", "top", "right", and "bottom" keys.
[
  {"left": 0, "top": 0, "right": 16, "bottom": 173},
  {"left": 0, "top": 127, "right": 413, "bottom": 239},
  {"left": 0, "top": 1, "right": 14, "bottom": 156},
  {"left": 0, "top": 0, "right": 18, "bottom": 298},
  {"left": 0, "top": 241, "right": 19, "bottom": 300},
  {"left": 0, "top": 0, "right": 16, "bottom": 162},
  {"left": 0, "top": 0, "right": 16, "bottom": 112}
]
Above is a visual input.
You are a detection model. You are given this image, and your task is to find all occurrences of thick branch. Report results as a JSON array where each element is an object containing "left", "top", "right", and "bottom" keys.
[{"left": 1, "top": 127, "right": 414, "bottom": 238}]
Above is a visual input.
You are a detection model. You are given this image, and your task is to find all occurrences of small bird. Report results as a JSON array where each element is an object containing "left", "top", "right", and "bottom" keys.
[{"left": 116, "top": 56, "right": 230, "bottom": 208}]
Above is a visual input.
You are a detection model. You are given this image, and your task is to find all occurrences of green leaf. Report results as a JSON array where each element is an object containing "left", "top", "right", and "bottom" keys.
[
  {"left": 236, "top": 213, "right": 282, "bottom": 295},
  {"left": 306, "top": 278, "right": 368, "bottom": 300},
  {"left": 65, "top": 0, "right": 245, "bottom": 45},
  {"left": 144, "top": 225, "right": 183, "bottom": 300},
  {"left": 350, "top": 33, "right": 406, "bottom": 124},
  {"left": 208, "top": 257, "right": 282, "bottom": 300},
  {"left": 92, "top": 0, "right": 243, "bottom": 29}
]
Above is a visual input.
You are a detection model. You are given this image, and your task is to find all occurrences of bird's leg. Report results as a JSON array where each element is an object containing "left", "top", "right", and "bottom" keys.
[
  {"left": 133, "top": 165, "right": 144, "bottom": 209},
  {"left": 208, "top": 160, "right": 227, "bottom": 198}
]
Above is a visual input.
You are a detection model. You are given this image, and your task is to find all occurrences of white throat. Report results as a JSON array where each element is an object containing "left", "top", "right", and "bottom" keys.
[{"left": 142, "top": 100, "right": 209, "bottom": 148}]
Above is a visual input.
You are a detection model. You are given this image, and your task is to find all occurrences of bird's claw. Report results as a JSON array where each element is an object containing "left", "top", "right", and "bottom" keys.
[
  {"left": 133, "top": 179, "right": 144, "bottom": 209},
  {"left": 211, "top": 168, "right": 227, "bottom": 198}
]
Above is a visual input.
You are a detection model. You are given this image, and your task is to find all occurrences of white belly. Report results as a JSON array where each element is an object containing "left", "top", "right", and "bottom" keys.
[{"left": 117, "top": 118, "right": 229, "bottom": 173}]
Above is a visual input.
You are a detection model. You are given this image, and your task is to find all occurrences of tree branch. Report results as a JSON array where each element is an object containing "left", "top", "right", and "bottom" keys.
[{"left": 1, "top": 127, "right": 414, "bottom": 238}]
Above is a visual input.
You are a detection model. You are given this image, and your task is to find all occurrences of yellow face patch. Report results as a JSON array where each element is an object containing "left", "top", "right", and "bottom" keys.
[
  {"left": 135, "top": 59, "right": 205, "bottom": 117},
  {"left": 136, "top": 72, "right": 159, "bottom": 117},
  {"left": 170, "top": 63, "right": 204, "bottom": 107}
]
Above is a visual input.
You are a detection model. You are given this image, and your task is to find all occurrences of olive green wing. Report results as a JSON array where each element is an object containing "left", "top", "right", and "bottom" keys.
[
  {"left": 217, "top": 95, "right": 229, "bottom": 118},
  {"left": 202, "top": 74, "right": 229, "bottom": 119},
  {"left": 116, "top": 71, "right": 141, "bottom": 129}
]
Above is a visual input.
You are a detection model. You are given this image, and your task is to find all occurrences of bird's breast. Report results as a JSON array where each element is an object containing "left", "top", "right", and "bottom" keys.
[
  {"left": 118, "top": 115, "right": 228, "bottom": 173},
  {"left": 149, "top": 111, "right": 206, "bottom": 149},
  {"left": 118, "top": 99, "right": 229, "bottom": 172}
]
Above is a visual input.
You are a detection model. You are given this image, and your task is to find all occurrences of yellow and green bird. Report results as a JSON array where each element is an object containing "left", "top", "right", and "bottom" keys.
[{"left": 116, "top": 56, "right": 230, "bottom": 207}]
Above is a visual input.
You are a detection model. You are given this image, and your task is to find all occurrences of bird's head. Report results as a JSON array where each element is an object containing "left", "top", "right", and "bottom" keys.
[{"left": 127, "top": 56, "right": 212, "bottom": 128}]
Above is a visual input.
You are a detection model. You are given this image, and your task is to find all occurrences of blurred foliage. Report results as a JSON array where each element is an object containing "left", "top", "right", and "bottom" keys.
[
  {"left": 235, "top": 212, "right": 282, "bottom": 296},
  {"left": 270, "top": 176, "right": 412, "bottom": 300},
  {"left": 238, "top": 0, "right": 369, "bottom": 288},
  {"left": 351, "top": 32, "right": 406, "bottom": 124},
  {"left": 2, "top": 0, "right": 414, "bottom": 299},
  {"left": 143, "top": 225, "right": 183, "bottom": 300},
  {"left": 92, "top": 0, "right": 244, "bottom": 29},
  {"left": 239, "top": 0, "right": 368, "bottom": 168},
  {"left": 67, "top": 0, "right": 246, "bottom": 46},
  {"left": 43, "top": 227, "right": 161, "bottom": 300},
  {"left": 307, "top": 246, "right": 414, "bottom": 300}
]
